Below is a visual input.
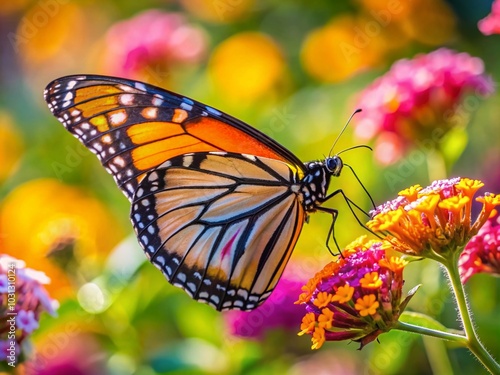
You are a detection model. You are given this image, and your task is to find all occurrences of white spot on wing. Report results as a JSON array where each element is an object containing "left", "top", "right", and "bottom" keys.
[
  {"left": 119, "top": 94, "right": 134, "bottom": 105},
  {"left": 109, "top": 111, "right": 127, "bottom": 125}
]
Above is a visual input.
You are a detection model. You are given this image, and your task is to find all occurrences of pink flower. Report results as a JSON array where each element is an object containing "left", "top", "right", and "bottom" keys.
[
  {"left": 459, "top": 212, "right": 500, "bottom": 283},
  {"left": 478, "top": 0, "right": 500, "bottom": 35},
  {"left": 0, "top": 254, "right": 58, "bottom": 365},
  {"left": 16, "top": 310, "right": 39, "bottom": 333},
  {"left": 296, "top": 237, "right": 414, "bottom": 350},
  {"left": 224, "top": 264, "right": 309, "bottom": 338},
  {"left": 101, "top": 10, "right": 207, "bottom": 83},
  {"left": 353, "top": 48, "right": 494, "bottom": 165},
  {"left": 24, "top": 334, "right": 106, "bottom": 375}
]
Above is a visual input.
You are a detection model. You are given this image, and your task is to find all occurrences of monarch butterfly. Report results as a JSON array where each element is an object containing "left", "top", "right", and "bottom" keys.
[{"left": 44, "top": 75, "right": 363, "bottom": 311}]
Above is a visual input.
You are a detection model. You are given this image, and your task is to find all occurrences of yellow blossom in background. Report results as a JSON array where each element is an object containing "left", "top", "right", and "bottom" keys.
[
  {"left": 358, "top": 0, "right": 456, "bottom": 46},
  {"left": 0, "top": 0, "right": 30, "bottom": 15},
  {"left": 399, "top": 0, "right": 456, "bottom": 45},
  {"left": 179, "top": 0, "right": 254, "bottom": 23},
  {"left": 15, "top": 2, "right": 86, "bottom": 64},
  {"left": 209, "top": 32, "right": 286, "bottom": 102},
  {"left": 301, "top": 15, "right": 387, "bottom": 83},
  {"left": 0, "top": 179, "right": 124, "bottom": 299},
  {"left": 357, "top": 0, "right": 411, "bottom": 22},
  {"left": 0, "top": 111, "right": 23, "bottom": 183}
]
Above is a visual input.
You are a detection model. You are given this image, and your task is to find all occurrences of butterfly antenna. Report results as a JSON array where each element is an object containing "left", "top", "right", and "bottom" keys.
[
  {"left": 328, "top": 108, "right": 362, "bottom": 157},
  {"left": 344, "top": 163, "right": 376, "bottom": 210},
  {"left": 338, "top": 144, "right": 372, "bottom": 155}
]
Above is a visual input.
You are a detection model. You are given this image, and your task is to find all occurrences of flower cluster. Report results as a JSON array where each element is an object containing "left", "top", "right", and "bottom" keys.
[
  {"left": 0, "top": 255, "right": 58, "bottom": 364},
  {"left": 101, "top": 10, "right": 207, "bottom": 82},
  {"left": 296, "top": 237, "right": 412, "bottom": 350},
  {"left": 459, "top": 212, "right": 500, "bottom": 283},
  {"left": 478, "top": 0, "right": 500, "bottom": 36},
  {"left": 367, "top": 178, "right": 500, "bottom": 260},
  {"left": 353, "top": 48, "right": 494, "bottom": 165}
]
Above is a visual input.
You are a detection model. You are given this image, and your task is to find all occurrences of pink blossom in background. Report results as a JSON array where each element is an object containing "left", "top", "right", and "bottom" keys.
[
  {"left": 0, "top": 255, "right": 58, "bottom": 364},
  {"left": 353, "top": 48, "right": 494, "bottom": 165},
  {"left": 478, "top": 0, "right": 500, "bottom": 35},
  {"left": 224, "top": 264, "right": 310, "bottom": 339},
  {"left": 459, "top": 212, "right": 500, "bottom": 283},
  {"left": 26, "top": 334, "right": 106, "bottom": 375},
  {"left": 102, "top": 10, "right": 208, "bottom": 82}
]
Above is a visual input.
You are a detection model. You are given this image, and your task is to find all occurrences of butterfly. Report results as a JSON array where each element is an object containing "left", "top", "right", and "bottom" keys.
[{"left": 44, "top": 75, "right": 360, "bottom": 311}]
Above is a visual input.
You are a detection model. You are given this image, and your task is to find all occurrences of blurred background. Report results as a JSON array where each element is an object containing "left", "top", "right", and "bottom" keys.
[{"left": 1, "top": 0, "right": 500, "bottom": 374}]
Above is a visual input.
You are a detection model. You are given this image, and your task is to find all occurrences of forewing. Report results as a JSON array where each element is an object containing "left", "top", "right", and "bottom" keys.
[{"left": 44, "top": 75, "right": 304, "bottom": 200}]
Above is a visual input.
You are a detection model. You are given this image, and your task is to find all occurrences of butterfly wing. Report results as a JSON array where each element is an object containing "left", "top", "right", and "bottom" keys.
[
  {"left": 132, "top": 152, "right": 305, "bottom": 311},
  {"left": 44, "top": 75, "right": 305, "bottom": 200}
]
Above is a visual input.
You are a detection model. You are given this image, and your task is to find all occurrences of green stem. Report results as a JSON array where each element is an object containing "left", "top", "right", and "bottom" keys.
[
  {"left": 444, "top": 259, "right": 500, "bottom": 374},
  {"left": 394, "top": 321, "right": 467, "bottom": 344}
]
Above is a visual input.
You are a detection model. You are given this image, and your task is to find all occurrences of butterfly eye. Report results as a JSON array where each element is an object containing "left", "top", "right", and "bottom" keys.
[{"left": 325, "top": 156, "right": 343, "bottom": 175}]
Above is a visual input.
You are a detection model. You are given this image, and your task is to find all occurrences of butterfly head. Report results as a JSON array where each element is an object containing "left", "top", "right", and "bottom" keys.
[{"left": 324, "top": 155, "right": 343, "bottom": 177}]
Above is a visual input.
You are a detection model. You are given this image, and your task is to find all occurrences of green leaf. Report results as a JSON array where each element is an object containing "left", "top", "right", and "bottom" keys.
[{"left": 399, "top": 311, "right": 461, "bottom": 336}]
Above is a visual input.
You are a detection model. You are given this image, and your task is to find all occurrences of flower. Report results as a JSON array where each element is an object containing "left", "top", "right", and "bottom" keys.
[
  {"left": 0, "top": 254, "right": 58, "bottom": 365},
  {"left": 224, "top": 263, "right": 308, "bottom": 338},
  {"left": 0, "top": 111, "right": 23, "bottom": 183},
  {"left": 353, "top": 48, "right": 494, "bottom": 165},
  {"left": 179, "top": 0, "right": 254, "bottom": 23},
  {"left": 367, "top": 178, "right": 500, "bottom": 260},
  {"left": 101, "top": 10, "right": 207, "bottom": 85},
  {"left": 209, "top": 32, "right": 286, "bottom": 102},
  {"left": 0, "top": 179, "right": 124, "bottom": 299},
  {"left": 296, "top": 237, "right": 412, "bottom": 350},
  {"left": 358, "top": 0, "right": 457, "bottom": 46},
  {"left": 459, "top": 212, "right": 500, "bottom": 283},
  {"left": 301, "top": 15, "right": 387, "bottom": 83},
  {"left": 478, "top": 0, "right": 500, "bottom": 35},
  {"left": 25, "top": 333, "right": 106, "bottom": 375}
]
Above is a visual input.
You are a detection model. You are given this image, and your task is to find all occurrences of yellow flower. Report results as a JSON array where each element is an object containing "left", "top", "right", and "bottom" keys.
[
  {"left": 311, "top": 327, "right": 326, "bottom": 350},
  {"left": 0, "top": 179, "right": 124, "bottom": 299},
  {"left": 313, "top": 291, "right": 333, "bottom": 309},
  {"left": 360, "top": 272, "right": 383, "bottom": 289},
  {"left": 179, "top": 0, "right": 254, "bottom": 23},
  {"left": 0, "top": 111, "right": 23, "bottom": 183},
  {"left": 332, "top": 284, "right": 354, "bottom": 303},
  {"left": 379, "top": 256, "right": 408, "bottom": 272},
  {"left": 398, "top": 0, "right": 456, "bottom": 45},
  {"left": 301, "top": 15, "right": 387, "bottom": 83},
  {"left": 15, "top": 3, "right": 86, "bottom": 65},
  {"left": 359, "top": 0, "right": 457, "bottom": 46},
  {"left": 355, "top": 294, "right": 380, "bottom": 317},
  {"left": 297, "top": 238, "right": 412, "bottom": 350},
  {"left": 209, "top": 32, "right": 285, "bottom": 102},
  {"left": 298, "top": 312, "right": 316, "bottom": 336},
  {"left": 368, "top": 178, "right": 500, "bottom": 259},
  {"left": 399, "top": 185, "right": 422, "bottom": 201},
  {"left": 0, "top": 0, "right": 29, "bottom": 15},
  {"left": 317, "top": 308, "right": 334, "bottom": 329}
]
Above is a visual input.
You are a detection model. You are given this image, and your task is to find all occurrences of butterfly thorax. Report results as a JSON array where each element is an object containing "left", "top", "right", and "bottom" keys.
[{"left": 300, "top": 155, "right": 343, "bottom": 211}]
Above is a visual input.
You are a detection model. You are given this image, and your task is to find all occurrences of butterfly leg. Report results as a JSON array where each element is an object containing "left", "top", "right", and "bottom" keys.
[
  {"left": 318, "top": 189, "right": 383, "bottom": 255},
  {"left": 316, "top": 205, "right": 340, "bottom": 255}
]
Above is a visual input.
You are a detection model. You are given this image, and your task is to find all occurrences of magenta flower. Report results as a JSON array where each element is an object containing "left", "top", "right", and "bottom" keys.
[
  {"left": 224, "top": 263, "right": 309, "bottom": 338},
  {"left": 25, "top": 334, "right": 106, "bottom": 375},
  {"left": 101, "top": 10, "right": 207, "bottom": 82},
  {"left": 0, "top": 255, "right": 58, "bottom": 365},
  {"left": 296, "top": 238, "right": 414, "bottom": 350},
  {"left": 478, "top": 0, "right": 500, "bottom": 35},
  {"left": 353, "top": 48, "right": 494, "bottom": 165},
  {"left": 459, "top": 212, "right": 500, "bottom": 283}
]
